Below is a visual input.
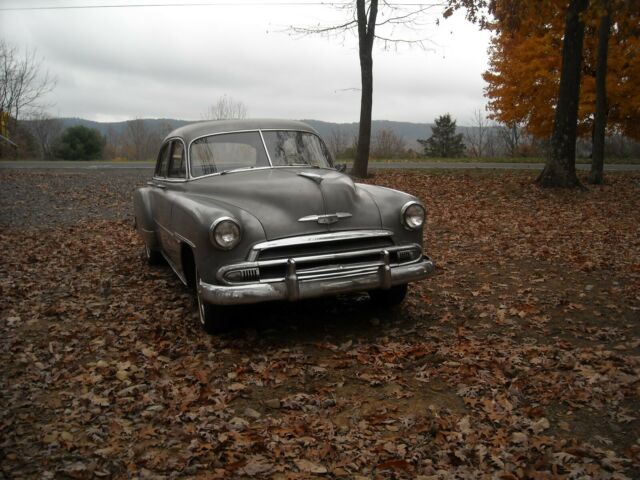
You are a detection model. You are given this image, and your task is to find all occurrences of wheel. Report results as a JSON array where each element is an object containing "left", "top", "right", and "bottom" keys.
[
  {"left": 143, "top": 243, "right": 163, "bottom": 265},
  {"left": 369, "top": 284, "right": 408, "bottom": 307},
  {"left": 195, "top": 269, "right": 232, "bottom": 334}
]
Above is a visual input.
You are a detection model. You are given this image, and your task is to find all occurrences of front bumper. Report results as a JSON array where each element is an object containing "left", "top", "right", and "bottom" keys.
[{"left": 198, "top": 254, "right": 435, "bottom": 306}]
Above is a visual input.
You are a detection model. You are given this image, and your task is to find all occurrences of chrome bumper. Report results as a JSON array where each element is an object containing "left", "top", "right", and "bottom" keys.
[{"left": 198, "top": 255, "right": 435, "bottom": 306}]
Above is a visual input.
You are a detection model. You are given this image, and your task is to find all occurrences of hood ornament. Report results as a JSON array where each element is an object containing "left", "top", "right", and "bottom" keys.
[
  {"left": 297, "top": 172, "right": 325, "bottom": 184},
  {"left": 299, "top": 212, "right": 352, "bottom": 225}
]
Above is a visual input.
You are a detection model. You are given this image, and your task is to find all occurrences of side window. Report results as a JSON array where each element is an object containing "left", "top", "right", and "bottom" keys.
[
  {"left": 155, "top": 143, "right": 170, "bottom": 177},
  {"left": 168, "top": 141, "right": 186, "bottom": 179}
]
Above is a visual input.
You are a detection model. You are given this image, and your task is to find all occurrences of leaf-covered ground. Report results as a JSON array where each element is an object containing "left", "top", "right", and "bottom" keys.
[{"left": 1, "top": 169, "right": 639, "bottom": 479}]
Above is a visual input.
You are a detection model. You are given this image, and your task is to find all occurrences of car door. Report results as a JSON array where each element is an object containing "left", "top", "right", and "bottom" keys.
[
  {"left": 159, "top": 140, "right": 187, "bottom": 266},
  {"left": 150, "top": 142, "right": 171, "bottom": 255},
  {"left": 152, "top": 140, "right": 187, "bottom": 261}
]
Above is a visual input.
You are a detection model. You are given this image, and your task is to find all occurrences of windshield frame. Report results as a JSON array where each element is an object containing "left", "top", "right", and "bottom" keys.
[{"left": 187, "top": 128, "right": 335, "bottom": 180}]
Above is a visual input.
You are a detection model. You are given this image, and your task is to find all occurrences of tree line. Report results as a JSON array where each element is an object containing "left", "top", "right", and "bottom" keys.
[{"left": 7, "top": 110, "right": 640, "bottom": 162}]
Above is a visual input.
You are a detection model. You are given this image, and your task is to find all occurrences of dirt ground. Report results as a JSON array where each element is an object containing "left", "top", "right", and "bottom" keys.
[{"left": 0, "top": 169, "right": 638, "bottom": 479}]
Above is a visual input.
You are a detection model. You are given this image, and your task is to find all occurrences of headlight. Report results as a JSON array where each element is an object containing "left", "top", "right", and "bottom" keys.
[
  {"left": 401, "top": 201, "right": 425, "bottom": 230},
  {"left": 210, "top": 217, "right": 242, "bottom": 250}
]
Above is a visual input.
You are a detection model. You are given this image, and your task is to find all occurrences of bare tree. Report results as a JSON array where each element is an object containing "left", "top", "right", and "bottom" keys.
[
  {"left": 0, "top": 40, "right": 55, "bottom": 126},
  {"left": 371, "top": 128, "right": 406, "bottom": 158},
  {"left": 202, "top": 95, "right": 248, "bottom": 120},
  {"left": 292, "top": 1, "right": 436, "bottom": 177},
  {"left": 465, "top": 108, "right": 488, "bottom": 158},
  {"left": 26, "top": 111, "right": 63, "bottom": 159},
  {"left": 327, "top": 127, "right": 350, "bottom": 158},
  {"left": 125, "top": 119, "right": 152, "bottom": 160},
  {"left": 498, "top": 121, "right": 523, "bottom": 157},
  {"left": 104, "top": 126, "right": 124, "bottom": 160}
]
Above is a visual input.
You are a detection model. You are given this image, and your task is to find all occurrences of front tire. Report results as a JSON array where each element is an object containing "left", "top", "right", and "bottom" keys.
[{"left": 368, "top": 284, "right": 408, "bottom": 307}]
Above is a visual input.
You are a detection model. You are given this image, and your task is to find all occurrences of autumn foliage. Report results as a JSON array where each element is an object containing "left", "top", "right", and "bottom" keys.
[{"left": 483, "top": 0, "right": 640, "bottom": 140}]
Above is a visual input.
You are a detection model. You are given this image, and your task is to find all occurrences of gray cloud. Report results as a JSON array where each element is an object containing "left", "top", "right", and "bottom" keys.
[{"left": 1, "top": 1, "right": 491, "bottom": 124}]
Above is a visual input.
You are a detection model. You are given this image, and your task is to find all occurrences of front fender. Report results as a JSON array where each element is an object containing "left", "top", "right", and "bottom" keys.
[
  {"left": 170, "top": 193, "right": 267, "bottom": 285},
  {"left": 356, "top": 183, "right": 425, "bottom": 247}
]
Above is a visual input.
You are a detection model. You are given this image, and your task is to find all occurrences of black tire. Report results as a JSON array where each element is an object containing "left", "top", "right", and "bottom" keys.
[
  {"left": 195, "top": 269, "right": 232, "bottom": 334},
  {"left": 369, "top": 284, "right": 408, "bottom": 307},
  {"left": 143, "top": 243, "right": 163, "bottom": 265}
]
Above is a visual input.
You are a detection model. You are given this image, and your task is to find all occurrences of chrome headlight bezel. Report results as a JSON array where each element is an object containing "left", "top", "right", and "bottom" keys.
[
  {"left": 210, "top": 217, "right": 242, "bottom": 250},
  {"left": 401, "top": 201, "right": 426, "bottom": 230}
]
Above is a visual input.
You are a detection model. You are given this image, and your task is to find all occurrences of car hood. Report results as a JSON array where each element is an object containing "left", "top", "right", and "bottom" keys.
[{"left": 188, "top": 168, "right": 382, "bottom": 240}]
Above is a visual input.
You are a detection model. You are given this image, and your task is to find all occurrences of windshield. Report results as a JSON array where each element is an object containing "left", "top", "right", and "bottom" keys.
[
  {"left": 189, "top": 130, "right": 333, "bottom": 177},
  {"left": 262, "top": 131, "right": 333, "bottom": 168},
  {"left": 190, "top": 131, "right": 270, "bottom": 177}
]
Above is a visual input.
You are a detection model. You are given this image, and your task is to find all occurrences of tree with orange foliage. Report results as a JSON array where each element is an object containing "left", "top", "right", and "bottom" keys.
[
  {"left": 481, "top": 0, "right": 639, "bottom": 183},
  {"left": 448, "top": 0, "right": 639, "bottom": 187}
]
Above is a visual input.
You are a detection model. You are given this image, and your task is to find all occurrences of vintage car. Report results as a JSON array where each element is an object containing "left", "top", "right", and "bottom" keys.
[{"left": 134, "top": 119, "right": 435, "bottom": 332}]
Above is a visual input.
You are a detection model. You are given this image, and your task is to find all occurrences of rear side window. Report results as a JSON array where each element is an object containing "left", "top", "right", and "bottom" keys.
[
  {"left": 155, "top": 143, "right": 170, "bottom": 177},
  {"left": 168, "top": 141, "right": 186, "bottom": 178}
]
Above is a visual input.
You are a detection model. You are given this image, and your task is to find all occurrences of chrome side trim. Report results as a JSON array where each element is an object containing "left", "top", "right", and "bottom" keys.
[
  {"left": 161, "top": 250, "right": 187, "bottom": 286},
  {"left": 247, "top": 230, "right": 394, "bottom": 261},
  {"left": 156, "top": 221, "right": 195, "bottom": 249},
  {"left": 155, "top": 220, "right": 173, "bottom": 236},
  {"left": 174, "top": 232, "right": 196, "bottom": 249}
]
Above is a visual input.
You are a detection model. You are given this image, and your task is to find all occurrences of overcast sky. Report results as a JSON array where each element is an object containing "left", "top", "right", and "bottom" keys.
[{"left": 1, "top": 0, "right": 492, "bottom": 124}]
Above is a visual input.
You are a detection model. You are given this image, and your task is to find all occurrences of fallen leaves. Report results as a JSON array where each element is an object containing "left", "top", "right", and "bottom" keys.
[{"left": 0, "top": 170, "right": 639, "bottom": 478}]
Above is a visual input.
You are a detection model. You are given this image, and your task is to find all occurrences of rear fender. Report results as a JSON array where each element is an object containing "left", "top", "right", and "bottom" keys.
[{"left": 133, "top": 186, "right": 159, "bottom": 250}]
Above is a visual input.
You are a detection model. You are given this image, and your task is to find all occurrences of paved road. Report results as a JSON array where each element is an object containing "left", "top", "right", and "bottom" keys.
[
  {"left": 0, "top": 160, "right": 154, "bottom": 169},
  {"left": 372, "top": 162, "right": 640, "bottom": 171},
  {"left": 1, "top": 160, "right": 639, "bottom": 171}
]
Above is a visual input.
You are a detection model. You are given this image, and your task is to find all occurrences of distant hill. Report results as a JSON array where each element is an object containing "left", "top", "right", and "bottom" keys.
[
  {"left": 59, "top": 117, "right": 192, "bottom": 137},
  {"left": 57, "top": 117, "right": 451, "bottom": 150}
]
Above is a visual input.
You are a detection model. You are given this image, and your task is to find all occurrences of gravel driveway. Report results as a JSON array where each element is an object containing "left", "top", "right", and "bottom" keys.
[{"left": 0, "top": 169, "right": 150, "bottom": 228}]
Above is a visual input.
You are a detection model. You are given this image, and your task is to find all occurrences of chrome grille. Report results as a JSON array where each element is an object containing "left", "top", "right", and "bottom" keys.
[
  {"left": 257, "top": 236, "right": 394, "bottom": 261},
  {"left": 218, "top": 230, "right": 423, "bottom": 285}
]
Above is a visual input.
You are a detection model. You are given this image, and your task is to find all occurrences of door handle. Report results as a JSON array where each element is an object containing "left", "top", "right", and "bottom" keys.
[{"left": 155, "top": 184, "right": 167, "bottom": 189}]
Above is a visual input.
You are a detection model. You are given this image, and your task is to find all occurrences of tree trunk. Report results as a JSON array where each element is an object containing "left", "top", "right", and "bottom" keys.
[
  {"left": 353, "top": 55, "right": 373, "bottom": 178},
  {"left": 588, "top": 3, "right": 610, "bottom": 185},
  {"left": 536, "top": 0, "right": 589, "bottom": 188},
  {"left": 351, "top": 0, "right": 377, "bottom": 179}
]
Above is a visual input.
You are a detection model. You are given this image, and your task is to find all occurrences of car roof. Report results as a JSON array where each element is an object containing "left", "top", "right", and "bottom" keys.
[{"left": 165, "top": 119, "right": 319, "bottom": 145}]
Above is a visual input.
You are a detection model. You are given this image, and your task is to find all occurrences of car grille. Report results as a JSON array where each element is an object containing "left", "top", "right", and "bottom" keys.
[{"left": 220, "top": 231, "right": 423, "bottom": 285}]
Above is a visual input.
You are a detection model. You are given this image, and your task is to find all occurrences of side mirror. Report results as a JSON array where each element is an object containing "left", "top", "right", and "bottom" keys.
[{"left": 336, "top": 163, "right": 347, "bottom": 173}]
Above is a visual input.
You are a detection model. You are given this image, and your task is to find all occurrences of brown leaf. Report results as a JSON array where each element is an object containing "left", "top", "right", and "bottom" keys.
[{"left": 295, "top": 459, "right": 327, "bottom": 474}]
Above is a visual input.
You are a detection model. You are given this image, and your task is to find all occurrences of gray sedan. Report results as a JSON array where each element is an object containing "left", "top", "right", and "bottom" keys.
[{"left": 133, "top": 119, "right": 434, "bottom": 332}]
